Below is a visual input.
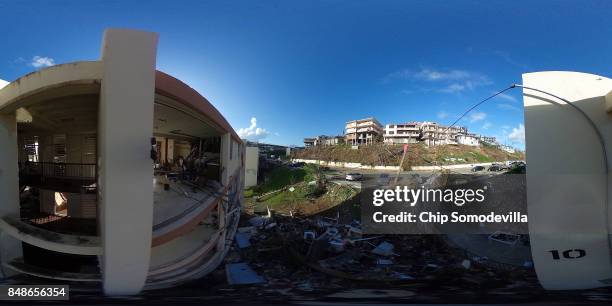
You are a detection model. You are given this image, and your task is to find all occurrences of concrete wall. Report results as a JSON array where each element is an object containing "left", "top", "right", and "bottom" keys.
[
  {"left": 0, "top": 62, "right": 102, "bottom": 281},
  {"left": 0, "top": 62, "right": 102, "bottom": 112},
  {"left": 98, "top": 29, "right": 158, "bottom": 295},
  {"left": 523, "top": 71, "right": 612, "bottom": 289},
  {"left": 0, "top": 28, "right": 244, "bottom": 293},
  {"left": 0, "top": 112, "right": 22, "bottom": 277},
  {"left": 245, "top": 146, "right": 259, "bottom": 188}
]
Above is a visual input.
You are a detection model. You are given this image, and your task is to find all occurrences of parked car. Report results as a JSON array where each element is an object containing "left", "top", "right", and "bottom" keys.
[
  {"left": 377, "top": 173, "right": 391, "bottom": 186},
  {"left": 488, "top": 164, "right": 503, "bottom": 171},
  {"left": 345, "top": 173, "right": 363, "bottom": 181},
  {"left": 507, "top": 163, "right": 526, "bottom": 174},
  {"left": 289, "top": 162, "right": 305, "bottom": 168},
  {"left": 471, "top": 165, "right": 485, "bottom": 172}
]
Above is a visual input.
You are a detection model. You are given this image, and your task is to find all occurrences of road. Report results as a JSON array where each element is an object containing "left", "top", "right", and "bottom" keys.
[{"left": 322, "top": 164, "right": 503, "bottom": 189}]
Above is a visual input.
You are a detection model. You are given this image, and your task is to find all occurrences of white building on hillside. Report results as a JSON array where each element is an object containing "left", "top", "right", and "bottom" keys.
[
  {"left": 478, "top": 135, "right": 498, "bottom": 145},
  {"left": 383, "top": 122, "right": 420, "bottom": 144},
  {"left": 499, "top": 144, "right": 515, "bottom": 153},
  {"left": 457, "top": 133, "right": 480, "bottom": 146},
  {"left": 419, "top": 122, "right": 467, "bottom": 146},
  {"left": 345, "top": 117, "right": 383, "bottom": 145}
]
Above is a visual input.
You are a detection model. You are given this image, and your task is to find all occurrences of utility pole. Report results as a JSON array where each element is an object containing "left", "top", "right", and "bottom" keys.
[{"left": 394, "top": 143, "right": 409, "bottom": 184}]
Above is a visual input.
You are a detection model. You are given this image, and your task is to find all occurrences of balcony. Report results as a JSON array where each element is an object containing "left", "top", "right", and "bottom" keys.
[{"left": 19, "top": 162, "right": 97, "bottom": 193}]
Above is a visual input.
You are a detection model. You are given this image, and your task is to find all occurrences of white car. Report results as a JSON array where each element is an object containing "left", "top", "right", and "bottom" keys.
[{"left": 345, "top": 173, "right": 363, "bottom": 181}]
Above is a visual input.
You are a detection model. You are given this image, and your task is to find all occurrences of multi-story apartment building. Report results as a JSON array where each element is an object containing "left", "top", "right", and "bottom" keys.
[
  {"left": 303, "top": 135, "right": 344, "bottom": 148},
  {"left": 305, "top": 117, "right": 497, "bottom": 148},
  {"left": 345, "top": 117, "right": 383, "bottom": 145},
  {"left": 419, "top": 122, "right": 468, "bottom": 146},
  {"left": 457, "top": 133, "right": 480, "bottom": 146},
  {"left": 0, "top": 29, "right": 244, "bottom": 296},
  {"left": 383, "top": 122, "right": 420, "bottom": 144},
  {"left": 499, "top": 144, "right": 516, "bottom": 153},
  {"left": 479, "top": 135, "right": 498, "bottom": 145},
  {"left": 303, "top": 137, "right": 316, "bottom": 148},
  {"left": 322, "top": 135, "right": 345, "bottom": 146}
]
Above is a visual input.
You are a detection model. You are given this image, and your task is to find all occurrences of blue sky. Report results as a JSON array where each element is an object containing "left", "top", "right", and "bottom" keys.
[{"left": 2, "top": 1, "right": 612, "bottom": 149}]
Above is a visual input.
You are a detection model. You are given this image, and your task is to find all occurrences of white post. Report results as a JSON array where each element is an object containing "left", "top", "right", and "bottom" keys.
[
  {"left": 523, "top": 71, "right": 612, "bottom": 289},
  {"left": 98, "top": 29, "right": 158, "bottom": 295},
  {"left": 0, "top": 112, "right": 22, "bottom": 278},
  {"left": 220, "top": 133, "right": 231, "bottom": 186}
]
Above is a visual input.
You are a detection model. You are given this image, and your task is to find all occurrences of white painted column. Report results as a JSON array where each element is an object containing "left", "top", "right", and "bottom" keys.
[
  {"left": 244, "top": 147, "right": 259, "bottom": 188},
  {"left": 220, "top": 133, "right": 231, "bottom": 186},
  {"left": 98, "top": 29, "right": 158, "bottom": 295},
  {"left": 523, "top": 71, "right": 612, "bottom": 289},
  {"left": 0, "top": 112, "right": 22, "bottom": 278}
]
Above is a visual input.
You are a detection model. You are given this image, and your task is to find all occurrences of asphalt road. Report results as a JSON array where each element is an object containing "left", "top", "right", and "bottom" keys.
[{"left": 323, "top": 164, "right": 503, "bottom": 189}]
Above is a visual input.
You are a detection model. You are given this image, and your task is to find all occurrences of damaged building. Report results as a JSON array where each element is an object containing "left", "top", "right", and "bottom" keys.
[{"left": 0, "top": 29, "right": 244, "bottom": 295}]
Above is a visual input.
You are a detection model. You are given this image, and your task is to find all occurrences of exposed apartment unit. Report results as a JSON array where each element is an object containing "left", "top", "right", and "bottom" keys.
[
  {"left": 0, "top": 29, "right": 244, "bottom": 295},
  {"left": 303, "top": 117, "right": 500, "bottom": 149},
  {"left": 345, "top": 117, "right": 383, "bottom": 145},
  {"left": 383, "top": 122, "right": 420, "bottom": 144},
  {"left": 499, "top": 144, "right": 516, "bottom": 153},
  {"left": 419, "top": 122, "right": 468, "bottom": 146},
  {"left": 457, "top": 133, "right": 480, "bottom": 146},
  {"left": 323, "top": 135, "right": 345, "bottom": 146},
  {"left": 303, "top": 135, "right": 344, "bottom": 147},
  {"left": 479, "top": 135, "right": 498, "bottom": 145},
  {"left": 303, "top": 137, "right": 316, "bottom": 148}
]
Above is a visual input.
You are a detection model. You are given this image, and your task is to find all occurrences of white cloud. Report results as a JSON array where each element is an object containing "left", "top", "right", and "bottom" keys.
[
  {"left": 508, "top": 124, "right": 525, "bottom": 145},
  {"left": 237, "top": 117, "right": 270, "bottom": 141},
  {"left": 494, "top": 50, "right": 529, "bottom": 69},
  {"left": 439, "top": 83, "right": 466, "bottom": 93},
  {"left": 30, "top": 56, "right": 55, "bottom": 68},
  {"left": 437, "top": 111, "right": 450, "bottom": 119},
  {"left": 384, "top": 67, "right": 492, "bottom": 94},
  {"left": 497, "top": 103, "right": 521, "bottom": 111},
  {"left": 0, "top": 79, "right": 8, "bottom": 90},
  {"left": 496, "top": 92, "right": 518, "bottom": 103},
  {"left": 413, "top": 69, "right": 471, "bottom": 81},
  {"left": 469, "top": 112, "right": 487, "bottom": 123},
  {"left": 482, "top": 121, "right": 492, "bottom": 130}
]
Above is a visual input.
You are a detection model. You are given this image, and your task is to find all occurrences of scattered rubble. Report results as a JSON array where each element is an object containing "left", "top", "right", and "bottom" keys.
[{"left": 222, "top": 209, "right": 541, "bottom": 298}]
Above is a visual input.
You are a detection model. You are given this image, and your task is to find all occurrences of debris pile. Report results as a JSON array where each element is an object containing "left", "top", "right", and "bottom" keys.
[{"left": 222, "top": 210, "right": 541, "bottom": 296}]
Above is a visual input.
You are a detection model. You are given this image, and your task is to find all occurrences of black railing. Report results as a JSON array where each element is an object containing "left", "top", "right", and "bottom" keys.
[
  {"left": 19, "top": 162, "right": 96, "bottom": 180},
  {"left": 22, "top": 214, "right": 98, "bottom": 236}
]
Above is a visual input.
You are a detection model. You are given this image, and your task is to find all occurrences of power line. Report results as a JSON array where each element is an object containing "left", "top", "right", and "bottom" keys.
[{"left": 443, "top": 84, "right": 516, "bottom": 133}]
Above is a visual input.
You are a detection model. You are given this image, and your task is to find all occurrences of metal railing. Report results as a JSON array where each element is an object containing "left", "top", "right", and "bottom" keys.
[
  {"left": 22, "top": 214, "right": 98, "bottom": 236},
  {"left": 19, "top": 162, "right": 96, "bottom": 180}
]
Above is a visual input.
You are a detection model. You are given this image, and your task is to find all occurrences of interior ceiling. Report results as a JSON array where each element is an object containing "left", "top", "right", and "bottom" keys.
[
  {"left": 154, "top": 103, "right": 219, "bottom": 139},
  {"left": 18, "top": 94, "right": 98, "bottom": 134},
  {"left": 17, "top": 93, "right": 219, "bottom": 139}
]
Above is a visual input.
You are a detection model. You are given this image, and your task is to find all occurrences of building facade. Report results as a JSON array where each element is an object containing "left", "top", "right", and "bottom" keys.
[
  {"left": 457, "top": 133, "right": 480, "bottom": 146},
  {"left": 383, "top": 122, "right": 420, "bottom": 144},
  {"left": 479, "top": 135, "right": 498, "bottom": 145},
  {"left": 303, "top": 135, "right": 344, "bottom": 147},
  {"left": 303, "top": 137, "right": 315, "bottom": 148},
  {"left": 0, "top": 29, "right": 244, "bottom": 295},
  {"left": 419, "top": 122, "right": 468, "bottom": 146},
  {"left": 345, "top": 117, "right": 383, "bottom": 145},
  {"left": 244, "top": 146, "right": 259, "bottom": 188},
  {"left": 498, "top": 144, "right": 515, "bottom": 153}
]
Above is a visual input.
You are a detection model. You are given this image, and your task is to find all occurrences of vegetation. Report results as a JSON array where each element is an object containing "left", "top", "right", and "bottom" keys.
[
  {"left": 293, "top": 143, "right": 524, "bottom": 167},
  {"left": 246, "top": 164, "right": 318, "bottom": 196},
  {"left": 253, "top": 182, "right": 358, "bottom": 214},
  {"left": 243, "top": 163, "right": 358, "bottom": 215}
]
